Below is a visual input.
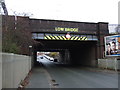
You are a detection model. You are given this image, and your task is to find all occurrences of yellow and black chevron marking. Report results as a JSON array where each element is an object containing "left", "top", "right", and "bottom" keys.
[{"left": 44, "top": 35, "right": 88, "bottom": 41}]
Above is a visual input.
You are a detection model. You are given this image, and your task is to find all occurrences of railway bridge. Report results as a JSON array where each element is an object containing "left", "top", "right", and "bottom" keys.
[
  {"left": 2, "top": 15, "right": 109, "bottom": 67},
  {"left": 30, "top": 18, "right": 109, "bottom": 67}
]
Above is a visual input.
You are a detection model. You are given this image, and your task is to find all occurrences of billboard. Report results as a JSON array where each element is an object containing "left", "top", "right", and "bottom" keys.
[{"left": 105, "top": 35, "right": 120, "bottom": 56}]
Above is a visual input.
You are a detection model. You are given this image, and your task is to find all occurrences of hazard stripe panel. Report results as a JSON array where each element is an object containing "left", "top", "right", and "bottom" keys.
[{"left": 44, "top": 35, "right": 88, "bottom": 41}]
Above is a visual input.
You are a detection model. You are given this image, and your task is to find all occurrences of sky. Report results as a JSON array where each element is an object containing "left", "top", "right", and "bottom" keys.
[{"left": 4, "top": 0, "right": 120, "bottom": 24}]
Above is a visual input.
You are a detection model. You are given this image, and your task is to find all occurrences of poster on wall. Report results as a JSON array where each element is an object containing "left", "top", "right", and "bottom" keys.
[{"left": 105, "top": 35, "right": 120, "bottom": 56}]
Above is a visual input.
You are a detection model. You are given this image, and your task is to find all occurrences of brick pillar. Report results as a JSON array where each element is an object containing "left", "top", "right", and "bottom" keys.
[{"left": 97, "top": 22, "right": 109, "bottom": 59}]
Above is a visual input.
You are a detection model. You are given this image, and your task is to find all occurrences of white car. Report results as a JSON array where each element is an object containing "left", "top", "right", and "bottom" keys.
[{"left": 49, "top": 57, "right": 54, "bottom": 61}]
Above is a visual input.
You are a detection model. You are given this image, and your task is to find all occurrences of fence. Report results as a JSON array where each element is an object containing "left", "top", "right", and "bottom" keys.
[
  {"left": 1, "top": 53, "right": 31, "bottom": 88},
  {"left": 98, "top": 58, "right": 120, "bottom": 71}
]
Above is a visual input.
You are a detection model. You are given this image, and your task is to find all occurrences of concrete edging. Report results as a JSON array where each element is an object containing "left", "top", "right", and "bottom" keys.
[{"left": 98, "top": 58, "right": 120, "bottom": 71}]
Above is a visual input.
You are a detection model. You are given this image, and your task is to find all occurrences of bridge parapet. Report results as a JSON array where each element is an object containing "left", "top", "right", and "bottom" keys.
[{"left": 30, "top": 19, "right": 108, "bottom": 35}]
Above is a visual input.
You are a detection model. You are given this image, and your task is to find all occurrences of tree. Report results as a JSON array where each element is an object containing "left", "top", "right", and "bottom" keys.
[
  {"left": 49, "top": 52, "right": 59, "bottom": 58},
  {"left": 2, "top": 13, "right": 35, "bottom": 55}
]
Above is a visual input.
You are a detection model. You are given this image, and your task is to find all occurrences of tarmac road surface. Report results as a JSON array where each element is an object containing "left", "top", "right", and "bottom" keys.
[{"left": 26, "top": 58, "right": 118, "bottom": 89}]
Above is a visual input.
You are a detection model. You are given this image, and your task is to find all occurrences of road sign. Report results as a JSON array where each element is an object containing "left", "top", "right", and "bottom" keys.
[{"left": 66, "top": 34, "right": 71, "bottom": 39}]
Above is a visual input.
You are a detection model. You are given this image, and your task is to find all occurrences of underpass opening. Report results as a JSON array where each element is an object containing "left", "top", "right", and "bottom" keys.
[
  {"left": 33, "top": 39, "right": 97, "bottom": 67},
  {"left": 34, "top": 48, "right": 68, "bottom": 66},
  {"left": 36, "top": 51, "right": 61, "bottom": 63}
]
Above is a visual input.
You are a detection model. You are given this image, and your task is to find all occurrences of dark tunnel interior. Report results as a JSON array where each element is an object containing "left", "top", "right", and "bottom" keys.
[{"left": 33, "top": 40, "right": 98, "bottom": 67}]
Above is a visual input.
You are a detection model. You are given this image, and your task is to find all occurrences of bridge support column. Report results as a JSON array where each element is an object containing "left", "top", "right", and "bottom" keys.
[
  {"left": 59, "top": 51, "right": 65, "bottom": 64},
  {"left": 59, "top": 49, "right": 71, "bottom": 64},
  {"left": 64, "top": 49, "right": 71, "bottom": 64},
  {"left": 97, "top": 22, "right": 109, "bottom": 59}
]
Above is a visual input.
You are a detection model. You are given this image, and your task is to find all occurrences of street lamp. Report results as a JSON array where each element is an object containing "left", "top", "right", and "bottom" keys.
[
  {"left": 10, "top": 10, "right": 17, "bottom": 30},
  {"left": 13, "top": 11, "right": 17, "bottom": 30},
  {"left": 28, "top": 45, "right": 32, "bottom": 70}
]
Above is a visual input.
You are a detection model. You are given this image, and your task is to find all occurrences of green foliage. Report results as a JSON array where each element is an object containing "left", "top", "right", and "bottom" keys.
[
  {"left": 49, "top": 52, "right": 59, "bottom": 58},
  {"left": 2, "top": 31, "right": 20, "bottom": 53},
  {"left": 2, "top": 16, "right": 33, "bottom": 55},
  {"left": 3, "top": 42, "right": 19, "bottom": 53},
  {"left": 9, "top": 43, "right": 19, "bottom": 53}
]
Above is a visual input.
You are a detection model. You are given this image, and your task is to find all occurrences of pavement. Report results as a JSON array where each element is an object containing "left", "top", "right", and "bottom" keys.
[{"left": 25, "top": 64, "right": 50, "bottom": 88}]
